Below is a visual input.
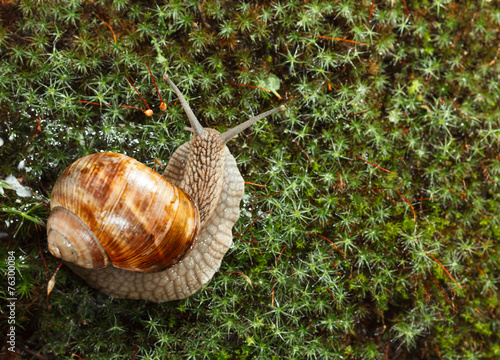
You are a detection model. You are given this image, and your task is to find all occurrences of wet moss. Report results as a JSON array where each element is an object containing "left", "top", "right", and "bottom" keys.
[{"left": 1, "top": 0, "right": 499, "bottom": 359}]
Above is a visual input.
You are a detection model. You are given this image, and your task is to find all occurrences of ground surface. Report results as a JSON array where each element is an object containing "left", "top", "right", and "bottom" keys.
[{"left": 0, "top": 1, "right": 499, "bottom": 359}]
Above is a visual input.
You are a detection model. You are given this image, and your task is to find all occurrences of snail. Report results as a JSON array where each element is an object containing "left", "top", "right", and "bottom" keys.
[{"left": 47, "top": 74, "right": 284, "bottom": 302}]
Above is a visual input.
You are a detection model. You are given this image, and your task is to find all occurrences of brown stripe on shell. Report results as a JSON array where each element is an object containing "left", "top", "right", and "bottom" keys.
[{"left": 51, "top": 152, "right": 199, "bottom": 273}]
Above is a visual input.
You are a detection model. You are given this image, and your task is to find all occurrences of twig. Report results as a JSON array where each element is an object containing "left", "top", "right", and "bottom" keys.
[
  {"left": 453, "top": 101, "right": 481, "bottom": 123},
  {"left": 367, "top": 1, "right": 376, "bottom": 24},
  {"left": 307, "top": 233, "right": 336, "bottom": 248},
  {"left": 307, "top": 233, "right": 345, "bottom": 258},
  {"left": 77, "top": 100, "right": 147, "bottom": 114},
  {"left": 291, "top": 137, "right": 312, "bottom": 164},
  {"left": 359, "top": 187, "right": 397, "bottom": 191},
  {"left": 245, "top": 232, "right": 262, "bottom": 254},
  {"left": 262, "top": 190, "right": 283, "bottom": 198},
  {"left": 397, "top": 190, "right": 416, "bottom": 222},
  {"left": 226, "top": 82, "right": 271, "bottom": 93},
  {"left": 488, "top": 44, "right": 500, "bottom": 66},
  {"left": 8, "top": 31, "right": 33, "bottom": 42},
  {"left": 15, "top": 343, "right": 49, "bottom": 360},
  {"left": 427, "top": 253, "right": 463, "bottom": 289},
  {"left": 131, "top": 341, "right": 138, "bottom": 360},
  {"left": 146, "top": 62, "right": 167, "bottom": 111},
  {"left": 126, "top": 77, "right": 152, "bottom": 113},
  {"left": 315, "top": 35, "right": 369, "bottom": 46},
  {"left": 244, "top": 181, "right": 267, "bottom": 187},
  {"left": 95, "top": 14, "right": 117, "bottom": 44},
  {"left": 346, "top": 152, "right": 396, "bottom": 175},
  {"left": 348, "top": 102, "right": 383, "bottom": 116},
  {"left": 238, "top": 211, "right": 272, "bottom": 238},
  {"left": 222, "top": 271, "right": 252, "bottom": 285},
  {"left": 401, "top": 0, "right": 410, "bottom": 16}
]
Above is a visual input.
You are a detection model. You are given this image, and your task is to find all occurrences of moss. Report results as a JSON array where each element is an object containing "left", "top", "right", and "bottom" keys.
[{"left": 1, "top": 0, "right": 499, "bottom": 359}]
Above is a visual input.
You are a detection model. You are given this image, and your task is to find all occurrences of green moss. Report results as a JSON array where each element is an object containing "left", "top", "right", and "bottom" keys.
[{"left": 1, "top": 0, "right": 499, "bottom": 359}]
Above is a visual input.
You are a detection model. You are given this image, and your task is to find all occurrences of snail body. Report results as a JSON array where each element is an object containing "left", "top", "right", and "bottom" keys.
[{"left": 47, "top": 75, "right": 284, "bottom": 302}]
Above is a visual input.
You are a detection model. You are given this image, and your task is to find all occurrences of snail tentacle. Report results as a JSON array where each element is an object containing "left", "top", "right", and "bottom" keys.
[{"left": 163, "top": 74, "right": 205, "bottom": 137}]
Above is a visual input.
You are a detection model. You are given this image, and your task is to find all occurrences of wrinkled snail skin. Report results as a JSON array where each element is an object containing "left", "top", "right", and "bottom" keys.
[{"left": 47, "top": 74, "right": 285, "bottom": 302}]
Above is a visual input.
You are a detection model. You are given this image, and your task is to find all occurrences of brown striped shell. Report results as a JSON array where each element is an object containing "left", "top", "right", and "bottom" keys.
[{"left": 47, "top": 152, "right": 200, "bottom": 273}]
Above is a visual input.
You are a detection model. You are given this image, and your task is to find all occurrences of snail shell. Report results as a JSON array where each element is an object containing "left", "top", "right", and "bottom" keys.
[
  {"left": 47, "top": 152, "right": 199, "bottom": 273},
  {"left": 47, "top": 75, "right": 284, "bottom": 302}
]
